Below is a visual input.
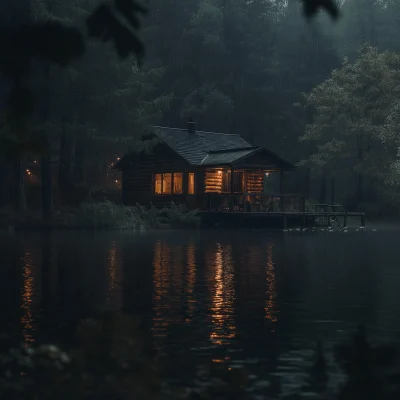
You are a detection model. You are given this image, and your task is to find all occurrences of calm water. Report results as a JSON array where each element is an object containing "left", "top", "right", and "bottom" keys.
[{"left": 1, "top": 228, "right": 400, "bottom": 392}]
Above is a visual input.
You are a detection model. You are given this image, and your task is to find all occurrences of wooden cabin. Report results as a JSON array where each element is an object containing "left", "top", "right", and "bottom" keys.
[{"left": 115, "top": 122, "right": 296, "bottom": 212}]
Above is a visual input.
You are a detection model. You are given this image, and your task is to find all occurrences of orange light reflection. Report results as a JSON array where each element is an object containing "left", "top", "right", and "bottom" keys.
[
  {"left": 106, "top": 241, "right": 122, "bottom": 309},
  {"left": 265, "top": 242, "right": 278, "bottom": 330},
  {"left": 21, "top": 251, "right": 35, "bottom": 347},
  {"left": 209, "top": 243, "right": 236, "bottom": 346}
]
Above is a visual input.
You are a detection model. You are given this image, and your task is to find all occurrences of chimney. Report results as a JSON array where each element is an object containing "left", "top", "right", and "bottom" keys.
[{"left": 187, "top": 118, "right": 196, "bottom": 135}]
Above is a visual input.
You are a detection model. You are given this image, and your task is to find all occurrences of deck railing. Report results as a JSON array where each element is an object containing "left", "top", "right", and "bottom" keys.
[{"left": 204, "top": 193, "right": 306, "bottom": 212}]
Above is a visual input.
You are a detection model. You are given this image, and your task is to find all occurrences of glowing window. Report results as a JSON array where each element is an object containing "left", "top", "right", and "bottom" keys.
[
  {"left": 174, "top": 173, "right": 183, "bottom": 194},
  {"left": 162, "top": 173, "right": 172, "bottom": 194},
  {"left": 154, "top": 174, "right": 162, "bottom": 194},
  {"left": 154, "top": 173, "right": 185, "bottom": 195},
  {"left": 188, "top": 173, "right": 195, "bottom": 194}
]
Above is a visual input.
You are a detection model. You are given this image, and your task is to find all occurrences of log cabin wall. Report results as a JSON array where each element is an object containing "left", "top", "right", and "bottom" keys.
[
  {"left": 122, "top": 143, "right": 190, "bottom": 208},
  {"left": 246, "top": 170, "right": 264, "bottom": 193},
  {"left": 205, "top": 168, "right": 223, "bottom": 193}
]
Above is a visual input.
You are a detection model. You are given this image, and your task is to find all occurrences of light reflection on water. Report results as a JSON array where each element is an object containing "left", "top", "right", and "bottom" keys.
[
  {"left": 106, "top": 241, "right": 122, "bottom": 310},
  {"left": 21, "top": 250, "right": 38, "bottom": 347},
  {"left": 265, "top": 241, "right": 278, "bottom": 329},
  {"left": 1, "top": 230, "right": 400, "bottom": 386},
  {"left": 208, "top": 242, "right": 236, "bottom": 347}
]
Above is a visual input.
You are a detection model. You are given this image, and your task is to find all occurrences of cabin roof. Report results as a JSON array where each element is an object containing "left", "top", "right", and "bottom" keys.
[
  {"left": 200, "top": 147, "right": 258, "bottom": 165},
  {"left": 152, "top": 126, "right": 295, "bottom": 168},
  {"left": 116, "top": 126, "right": 295, "bottom": 169},
  {"left": 152, "top": 126, "right": 251, "bottom": 165}
]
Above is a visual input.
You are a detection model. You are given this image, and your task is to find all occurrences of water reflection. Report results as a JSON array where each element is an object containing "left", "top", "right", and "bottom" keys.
[
  {"left": 152, "top": 240, "right": 198, "bottom": 344},
  {"left": 21, "top": 251, "right": 38, "bottom": 347},
  {"left": 1, "top": 229, "right": 399, "bottom": 379},
  {"left": 152, "top": 240, "right": 172, "bottom": 339},
  {"left": 207, "top": 242, "right": 236, "bottom": 346},
  {"left": 106, "top": 241, "right": 122, "bottom": 310},
  {"left": 184, "top": 243, "right": 196, "bottom": 323},
  {"left": 265, "top": 242, "right": 278, "bottom": 330}
]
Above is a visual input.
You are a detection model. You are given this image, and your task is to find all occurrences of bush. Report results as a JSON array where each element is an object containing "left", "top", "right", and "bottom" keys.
[
  {"left": 72, "top": 201, "right": 200, "bottom": 230},
  {"left": 73, "top": 200, "right": 141, "bottom": 230}
]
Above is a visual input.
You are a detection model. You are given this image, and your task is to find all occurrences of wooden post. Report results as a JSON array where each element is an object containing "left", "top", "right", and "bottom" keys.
[
  {"left": 361, "top": 213, "right": 366, "bottom": 228},
  {"left": 230, "top": 167, "right": 234, "bottom": 211},
  {"left": 301, "top": 196, "right": 306, "bottom": 212},
  {"left": 284, "top": 214, "right": 288, "bottom": 230},
  {"left": 280, "top": 169, "right": 284, "bottom": 212},
  {"left": 331, "top": 177, "right": 335, "bottom": 205},
  {"left": 319, "top": 174, "right": 327, "bottom": 204},
  {"left": 344, "top": 211, "right": 347, "bottom": 228}
]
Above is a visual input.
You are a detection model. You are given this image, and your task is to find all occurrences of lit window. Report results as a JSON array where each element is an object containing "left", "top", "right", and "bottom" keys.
[
  {"left": 154, "top": 173, "right": 184, "bottom": 195},
  {"left": 188, "top": 173, "right": 195, "bottom": 194},
  {"left": 154, "top": 174, "right": 162, "bottom": 194},
  {"left": 174, "top": 173, "right": 183, "bottom": 194},
  {"left": 162, "top": 173, "right": 172, "bottom": 194}
]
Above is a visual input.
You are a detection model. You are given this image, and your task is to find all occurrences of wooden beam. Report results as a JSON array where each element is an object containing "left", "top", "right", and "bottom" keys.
[
  {"left": 230, "top": 167, "right": 234, "bottom": 211},
  {"left": 280, "top": 169, "right": 284, "bottom": 212}
]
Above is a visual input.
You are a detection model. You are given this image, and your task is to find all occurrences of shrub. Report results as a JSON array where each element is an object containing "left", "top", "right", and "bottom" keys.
[
  {"left": 73, "top": 201, "right": 141, "bottom": 230},
  {"left": 72, "top": 201, "right": 200, "bottom": 230}
]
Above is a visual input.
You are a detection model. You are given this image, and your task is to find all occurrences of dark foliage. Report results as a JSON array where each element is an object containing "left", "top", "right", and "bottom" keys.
[
  {"left": 87, "top": 0, "right": 147, "bottom": 61},
  {"left": 302, "top": 0, "right": 340, "bottom": 20}
]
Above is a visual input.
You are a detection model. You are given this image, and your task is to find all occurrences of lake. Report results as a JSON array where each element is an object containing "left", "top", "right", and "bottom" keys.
[{"left": 1, "top": 228, "right": 400, "bottom": 394}]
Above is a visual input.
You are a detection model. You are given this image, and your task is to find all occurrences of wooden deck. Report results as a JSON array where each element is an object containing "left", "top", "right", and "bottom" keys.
[{"left": 199, "top": 211, "right": 366, "bottom": 229}]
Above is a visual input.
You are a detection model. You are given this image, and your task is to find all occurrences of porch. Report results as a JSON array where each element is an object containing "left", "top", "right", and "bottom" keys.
[
  {"left": 204, "top": 193, "right": 306, "bottom": 213},
  {"left": 202, "top": 165, "right": 294, "bottom": 212}
]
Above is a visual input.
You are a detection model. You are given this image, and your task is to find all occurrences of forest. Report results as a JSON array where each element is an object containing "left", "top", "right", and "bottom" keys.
[{"left": 1, "top": 0, "right": 400, "bottom": 219}]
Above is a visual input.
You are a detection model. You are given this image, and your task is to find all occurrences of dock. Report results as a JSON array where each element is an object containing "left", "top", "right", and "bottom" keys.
[
  {"left": 199, "top": 211, "right": 366, "bottom": 229},
  {"left": 200, "top": 194, "right": 366, "bottom": 229}
]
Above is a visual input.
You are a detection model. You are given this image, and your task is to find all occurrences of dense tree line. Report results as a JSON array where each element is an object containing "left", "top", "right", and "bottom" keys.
[{"left": 1, "top": 0, "right": 400, "bottom": 216}]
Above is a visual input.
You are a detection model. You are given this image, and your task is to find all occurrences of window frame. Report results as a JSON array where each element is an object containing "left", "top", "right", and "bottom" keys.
[
  {"left": 188, "top": 172, "right": 195, "bottom": 195},
  {"left": 173, "top": 172, "right": 183, "bottom": 194},
  {"left": 153, "top": 172, "right": 185, "bottom": 195}
]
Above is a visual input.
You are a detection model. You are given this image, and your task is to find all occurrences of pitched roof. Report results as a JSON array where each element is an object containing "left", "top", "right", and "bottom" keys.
[
  {"left": 152, "top": 126, "right": 251, "bottom": 165},
  {"left": 116, "top": 126, "right": 295, "bottom": 169},
  {"left": 200, "top": 147, "right": 258, "bottom": 165}
]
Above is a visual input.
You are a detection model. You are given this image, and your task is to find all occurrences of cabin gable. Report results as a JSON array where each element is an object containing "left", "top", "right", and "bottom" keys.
[{"left": 233, "top": 148, "right": 294, "bottom": 170}]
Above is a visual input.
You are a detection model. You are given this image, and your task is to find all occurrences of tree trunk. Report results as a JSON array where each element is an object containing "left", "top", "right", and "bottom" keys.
[
  {"left": 58, "top": 119, "right": 73, "bottom": 205},
  {"left": 356, "top": 133, "right": 363, "bottom": 206},
  {"left": 319, "top": 174, "right": 327, "bottom": 204},
  {"left": 41, "top": 155, "right": 52, "bottom": 219},
  {"left": 0, "top": 162, "right": 6, "bottom": 208},
  {"left": 305, "top": 167, "right": 311, "bottom": 200},
  {"left": 357, "top": 173, "right": 363, "bottom": 206},
  {"left": 73, "top": 133, "right": 85, "bottom": 184},
  {"left": 15, "top": 156, "right": 27, "bottom": 215}
]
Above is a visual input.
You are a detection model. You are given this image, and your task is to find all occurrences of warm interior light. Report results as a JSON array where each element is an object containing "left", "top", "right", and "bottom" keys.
[
  {"left": 26, "top": 169, "right": 30, "bottom": 172},
  {"left": 265, "top": 172, "right": 269, "bottom": 177},
  {"left": 116, "top": 157, "right": 121, "bottom": 161},
  {"left": 217, "top": 170, "right": 222, "bottom": 175}
]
